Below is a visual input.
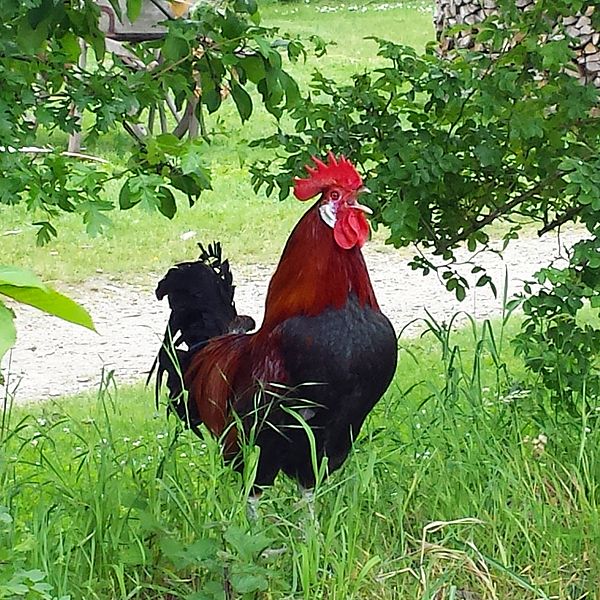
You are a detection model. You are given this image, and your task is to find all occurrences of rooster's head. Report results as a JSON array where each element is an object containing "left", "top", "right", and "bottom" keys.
[{"left": 293, "top": 152, "right": 371, "bottom": 250}]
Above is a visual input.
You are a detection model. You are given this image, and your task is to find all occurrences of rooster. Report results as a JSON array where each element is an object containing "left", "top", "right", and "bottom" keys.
[{"left": 152, "top": 152, "right": 397, "bottom": 492}]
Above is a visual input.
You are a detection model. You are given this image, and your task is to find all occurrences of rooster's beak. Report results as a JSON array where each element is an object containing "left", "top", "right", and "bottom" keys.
[{"left": 352, "top": 186, "right": 373, "bottom": 214}]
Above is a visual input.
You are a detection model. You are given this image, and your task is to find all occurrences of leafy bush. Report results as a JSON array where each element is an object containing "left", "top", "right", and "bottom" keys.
[{"left": 251, "top": 0, "right": 600, "bottom": 407}]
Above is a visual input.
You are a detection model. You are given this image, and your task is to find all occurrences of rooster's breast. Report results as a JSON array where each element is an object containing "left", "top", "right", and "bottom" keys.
[{"left": 278, "top": 294, "right": 397, "bottom": 423}]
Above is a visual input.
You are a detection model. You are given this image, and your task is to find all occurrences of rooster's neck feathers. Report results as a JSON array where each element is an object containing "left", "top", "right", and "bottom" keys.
[{"left": 261, "top": 203, "right": 378, "bottom": 329}]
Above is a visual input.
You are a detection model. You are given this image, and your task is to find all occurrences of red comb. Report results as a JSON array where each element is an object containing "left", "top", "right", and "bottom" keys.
[{"left": 293, "top": 151, "right": 363, "bottom": 201}]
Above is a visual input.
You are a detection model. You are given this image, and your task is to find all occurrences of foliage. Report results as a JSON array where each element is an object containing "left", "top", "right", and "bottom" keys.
[
  {"left": 0, "top": 266, "right": 94, "bottom": 377},
  {"left": 0, "top": 0, "right": 315, "bottom": 243},
  {"left": 251, "top": 0, "right": 600, "bottom": 407},
  {"left": 0, "top": 505, "right": 56, "bottom": 599},
  {"left": 0, "top": 0, "right": 316, "bottom": 366}
]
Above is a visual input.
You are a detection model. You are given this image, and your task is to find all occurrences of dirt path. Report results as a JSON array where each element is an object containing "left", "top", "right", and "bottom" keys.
[{"left": 3, "top": 230, "right": 581, "bottom": 403}]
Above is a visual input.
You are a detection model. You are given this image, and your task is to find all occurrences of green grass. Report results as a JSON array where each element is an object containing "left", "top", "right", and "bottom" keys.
[
  {"left": 2, "top": 315, "right": 599, "bottom": 599},
  {"left": 1, "top": 0, "right": 436, "bottom": 284}
]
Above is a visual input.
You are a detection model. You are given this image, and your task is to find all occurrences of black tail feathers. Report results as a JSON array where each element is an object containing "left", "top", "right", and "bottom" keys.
[{"left": 149, "top": 242, "right": 255, "bottom": 426}]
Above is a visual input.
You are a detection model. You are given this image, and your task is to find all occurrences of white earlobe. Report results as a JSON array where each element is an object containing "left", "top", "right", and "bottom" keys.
[{"left": 319, "top": 203, "right": 336, "bottom": 228}]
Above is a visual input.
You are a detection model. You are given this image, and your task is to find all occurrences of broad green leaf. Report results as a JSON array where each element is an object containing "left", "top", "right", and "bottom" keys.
[
  {"left": 119, "top": 181, "right": 140, "bottom": 210},
  {"left": 231, "top": 572, "right": 268, "bottom": 594},
  {"left": 171, "top": 174, "right": 204, "bottom": 198},
  {"left": 5, "top": 582, "right": 28, "bottom": 595},
  {"left": 234, "top": 0, "right": 258, "bottom": 15},
  {"left": 0, "top": 266, "right": 46, "bottom": 289},
  {"left": 158, "top": 187, "right": 177, "bottom": 219},
  {"left": 241, "top": 56, "right": 266, "bottom": 84},
  {"left": 163, "top": 34, "right": 190, "bottom": 62},
  {"left": 280, "top": 70, "right": 300, "bottom": 109},
  {"left": 0, "top": 301, "right": 17, "bottom": 362},
  {"left": 230, "top": 81, "right": 253, "bottom": 121},
  {"left": 127, "top": 0, "right": 142, "bottom": 22},
  {"left": 223, "top": 525, "right": 272, "bottom": 561},
  {"left": 0, "top": 285, "right": 95, "bottom": 332},
  {"left": 19, "top": 569, "right": 46, "bottom": 583},
  {"left": 0, "top": 506, "right": 12, "bottom": 524},
  {"left": 181, "top": 142, "right": 206, "bottom": 175},
  {"left": 202, "top": 88, "right": 222, "bottom": 113}
]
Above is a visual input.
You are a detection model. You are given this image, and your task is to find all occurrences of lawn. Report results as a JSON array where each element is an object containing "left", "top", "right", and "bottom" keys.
[{"left": 2, "top": 315, "right": 599, "bottom": 598}]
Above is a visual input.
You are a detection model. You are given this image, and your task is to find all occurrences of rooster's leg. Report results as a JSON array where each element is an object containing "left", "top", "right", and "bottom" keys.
[
  {"left": 246, "top": 493, "right": 261, "bottom": 523},
  {"left": 297, "top": 486, "right": 321, "bottom": 543},
  {"left": 300, "top": 487, "right": 316, "bottom": 521}
]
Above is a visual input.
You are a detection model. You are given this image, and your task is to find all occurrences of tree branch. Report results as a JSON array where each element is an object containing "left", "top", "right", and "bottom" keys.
[
  {"left": 436, "top": 170, "right": 569, "bottom": 253},
  {"left": 537, "top": 205, "right": 583, "bottom": 236}
]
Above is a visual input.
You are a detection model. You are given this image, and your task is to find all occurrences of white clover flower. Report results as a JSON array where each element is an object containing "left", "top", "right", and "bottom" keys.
[{"left": 531, "top": 433, "right": 548, "bottom": 458}]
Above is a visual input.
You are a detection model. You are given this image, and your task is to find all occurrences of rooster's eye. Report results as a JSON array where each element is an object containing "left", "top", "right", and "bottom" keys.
[{"left": 330, "top": 190, "right": 340, "bottom": 201}]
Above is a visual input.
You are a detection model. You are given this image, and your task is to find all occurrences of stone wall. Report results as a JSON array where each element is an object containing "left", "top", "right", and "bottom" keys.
[{"left": 434, "top": 0, "right": 600, "bottom": 87}]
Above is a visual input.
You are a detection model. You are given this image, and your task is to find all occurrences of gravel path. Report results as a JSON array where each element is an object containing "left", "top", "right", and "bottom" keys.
[{"left": 2, "top": 230, "right": 581, "bottom": 403}]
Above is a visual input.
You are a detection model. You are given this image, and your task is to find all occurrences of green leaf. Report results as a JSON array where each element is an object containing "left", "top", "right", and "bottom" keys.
[
  {"left": 0, "top": 506, "right": 13, "bottom": 525},
  {"left": 230, "top": 81, "right": 253, "bottom": 122},
  {"left": 20, "top": 569, "right": 46, "bottom": 583},
  {"left": 280, "top": 70, "right": 301, "bottom": 108},
  {"left": 234, "top": 0, "right": 258, "bottom": 15},
  {"left": 34, "top": 221, "right": 58, "bottom": 246},
  {"left": 223, "top": 525, "right": 272, "bottom": 561},
  {"left": 203, "top": 88, "right": 222, "bottom": 113},
  {"left": 0, "top": 301, "right": 17, "bottom": 362},
  {"left": 158, "top": 187, "right": 177, "bottom": 219},
  {"left": 539, "top": 39, "right": 572, "bottom": 69},
  {"left": 163, "top": 34, "right": 190, "bottom": 62},
  {"left": 5, "top": 582, "right": 28, "bottom": 595},
  {"left": 127, "top": 0, "right": 143, "bottom": 22},
  {"left": 119, "top": 181, "right": 140, "bottom": 210},
  {"left": 171, "top": 174, "right": 203, "bottom": 198},
  {"left": 241, "top": 56, "right": 266, "bottom": 84},
  {"left": 474, "top": 144, "right": 501, "bottom": 168},
  {"left": 59, "top": 32, "right": 81, "bottom": 62},
  {"left": 0, "top": 285, "right": 95, "bottom": 332},
  {"left": 0, "top": 266, "right": 46, "bottom": 289},
  {"left": 230, "top": 572, "right": 268, "bottom": 594},
  {"left": 181, "top": 141, "right": 207, "bottom": 175}
]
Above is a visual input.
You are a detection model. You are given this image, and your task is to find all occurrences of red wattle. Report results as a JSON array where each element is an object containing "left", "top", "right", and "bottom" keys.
[{"left": 334, "top": 209, "right": 369, "bottom": 249}]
